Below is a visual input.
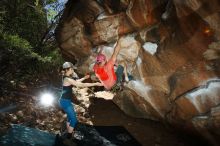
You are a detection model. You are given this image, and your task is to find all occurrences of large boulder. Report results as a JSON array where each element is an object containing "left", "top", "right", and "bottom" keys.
[{"left": 55, "top": 0, "right": 220, "bottom": 144}]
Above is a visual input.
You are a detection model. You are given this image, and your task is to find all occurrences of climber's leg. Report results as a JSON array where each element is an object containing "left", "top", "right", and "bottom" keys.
[
  {"left": 115, "top": 64, "right": 124, "bottom": 84},
  {"left": 119, "top": 61, "right": 134, "bottom": 82}
]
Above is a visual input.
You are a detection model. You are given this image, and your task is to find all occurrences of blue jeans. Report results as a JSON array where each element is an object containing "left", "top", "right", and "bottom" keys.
[
  {"left": 115, "top": 65, "right": 133, "bottom": 83},
  {"left": 59, "top": 98, "right": 77, "bottom": 128},
  {"left": 115, "top": 65, "right": 124, "bottom": 83}
]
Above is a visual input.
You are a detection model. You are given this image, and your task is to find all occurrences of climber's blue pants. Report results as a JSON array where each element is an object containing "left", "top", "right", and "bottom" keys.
[
  {"left": 115, "top": 65, "right": 124, "bottom": 83},
  {"left": 59, "top": 98, "right": 77, "bottom": 128},
  {"left": 115, "top": 65, "right": 133, "bottom": 83}
]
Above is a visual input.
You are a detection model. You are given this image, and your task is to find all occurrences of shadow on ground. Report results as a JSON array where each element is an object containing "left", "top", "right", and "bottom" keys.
[{"left": 0, "top": 123, "right": 141, "bottom": 146}]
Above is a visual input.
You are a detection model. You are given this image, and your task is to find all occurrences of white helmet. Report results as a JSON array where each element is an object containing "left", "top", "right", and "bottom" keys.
[{"left": 62, "top": 62, "right": 77, "bottom": 69}]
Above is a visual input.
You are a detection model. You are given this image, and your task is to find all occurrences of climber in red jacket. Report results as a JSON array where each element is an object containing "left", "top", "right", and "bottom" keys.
[{"left": 93, "top": 37, "right": 133, "bottom": 91}]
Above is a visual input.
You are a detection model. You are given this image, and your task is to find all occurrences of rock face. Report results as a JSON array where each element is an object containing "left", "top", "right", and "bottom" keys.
[{"left": 55, "top": 0, "right": 220, "bottom": 144}]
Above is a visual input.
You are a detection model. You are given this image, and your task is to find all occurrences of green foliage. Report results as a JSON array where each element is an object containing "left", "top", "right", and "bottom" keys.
[
  {"left": 47, "top": 8, "right": 57, "bottom": 21},
  {"left": 45, "top": 0, "right": 58, "bottom": 5},
  {"left": 2, "top": 33, "right": 51, "bottom": 62},
  {"left": 1, "top": 0, "right": 47, "bottom": 47},
  {"left": 0, "top": 0, "right": 65, "bottom": 86},
  {"left": 3, "top": 34, "right": 32, "bottom": 50},
  {"left": 1, "top": 34, "right": 50, "bottom": 80},
  {"left": 34, "top": 0, "right": 39, "bottom": 6},
  {"left": 0, "top": 33, "right": 64, "bottom": 84},
  {"left": 47, "top": 49, "right": 63, "bottom": 65}
]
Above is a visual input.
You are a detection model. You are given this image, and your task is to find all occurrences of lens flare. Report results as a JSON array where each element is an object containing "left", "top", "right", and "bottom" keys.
[{"left": 40, "top": 93, "right": 54, "bottom": 106}]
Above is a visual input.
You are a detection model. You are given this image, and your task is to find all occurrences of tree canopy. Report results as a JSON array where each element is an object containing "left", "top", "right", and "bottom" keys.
[{"left": 0, "top": 0, "right": 65, "bottom": 88}]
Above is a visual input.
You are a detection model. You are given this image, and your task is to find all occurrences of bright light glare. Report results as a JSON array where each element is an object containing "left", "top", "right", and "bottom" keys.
[{"left": 40, "top": 93, "right": 54, "bottom": 106}]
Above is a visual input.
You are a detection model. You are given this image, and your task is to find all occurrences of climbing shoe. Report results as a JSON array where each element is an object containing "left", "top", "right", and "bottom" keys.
[{"left": 111, "top": 83, "right": 123, "bottom": 93}]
